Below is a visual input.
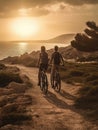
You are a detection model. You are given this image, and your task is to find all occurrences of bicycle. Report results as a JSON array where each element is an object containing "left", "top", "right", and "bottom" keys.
[
  {"left": 50, "top": 65, "right": 61, "bottom": 92},
  {"left": 39, "top": 69, "right": 48, "bottom": 94}
]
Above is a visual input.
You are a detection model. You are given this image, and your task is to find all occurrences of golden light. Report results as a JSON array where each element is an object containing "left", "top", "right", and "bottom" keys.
[
  {"left": 18, "top": 8, "right": 28, "bottom": 16},
  {"left": 18, "top": 42, "right": 28, "bottom": 54},
  {"left": 12, "top": 17, "right": 40, "bottom": 38}
]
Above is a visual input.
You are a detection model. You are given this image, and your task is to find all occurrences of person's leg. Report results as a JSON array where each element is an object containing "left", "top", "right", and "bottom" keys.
[
  {"left": 51, "top": 65, "right": 55, "bottom": 87},
  {"left": 44, "top": 64, "right": 48, "bottom": 86},
  {"left": 56, "top": 65, "right": 61, "bottom": 87},
  {"left": 38, "top": 64, "right": 42, "bottom": 85},
  {"left": 55, "top": 65, "right": 59, "bottom": 72}
]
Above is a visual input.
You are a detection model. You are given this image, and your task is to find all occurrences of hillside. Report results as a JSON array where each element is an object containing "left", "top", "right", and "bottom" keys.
[
  {"left": 47, "top": 34, "right": 75, "bottom": 43},
  {"left": 0, "top": 34, "right": 75, "bottom": 44},
  {"left": 55, "top": 45, "right": 98, "bottom": 61}
]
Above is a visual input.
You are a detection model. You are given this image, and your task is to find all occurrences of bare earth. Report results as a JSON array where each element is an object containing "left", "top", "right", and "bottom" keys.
[{"left": 15, "top": 65, "right": 98, "bottom": 130}]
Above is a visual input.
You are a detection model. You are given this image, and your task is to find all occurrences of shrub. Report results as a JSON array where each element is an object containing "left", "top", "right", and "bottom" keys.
[
  {"left": 0, "top": 64, "right": 6, "bottom": 70},
  {"left": 86, "top": 75, "right": 98, "bottom": 82},
  {"left": 0, "top": 72, "right": 23, "bottom": 87},
  {"left": 70, "top": 70, "right": 84, "bottom": 76},
  {"left": 0, "top": 113, "right": 32, "bottom": 127}
]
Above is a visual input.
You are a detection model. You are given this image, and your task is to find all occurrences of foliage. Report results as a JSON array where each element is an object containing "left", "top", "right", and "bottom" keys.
[
  {"left": 0, "top": 71, "right": 23, "bottom": 87},
  {"left": 71, "top": 21, "right": 98, "bottom": 52},
  {"left": 0, "top": 64, "right": 32, "bottom": 128},
  {"left": 0, "top": 64, "right": 23, "bottom": 87}
]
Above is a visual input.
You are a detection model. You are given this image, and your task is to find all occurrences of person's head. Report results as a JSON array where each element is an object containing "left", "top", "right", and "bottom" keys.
[
  {"left": 54, "top": 45, "right": 58, "bottom": 52},
  {"left": 41, "top": 46, "right": 46, "bottom": 52}
]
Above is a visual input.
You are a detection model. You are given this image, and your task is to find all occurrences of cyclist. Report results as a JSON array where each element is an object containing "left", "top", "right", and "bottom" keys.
[
  {"left": 50, "top": 45, "right": 64, "bottom": 88},
  {"left": 37, "top": 46, "right": 48, "bottom": 86}
]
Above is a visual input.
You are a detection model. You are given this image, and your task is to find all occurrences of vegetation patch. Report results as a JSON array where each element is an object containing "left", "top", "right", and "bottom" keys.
[
  {"left": 85, "top": 74, "right": 98, "bottom": 82},
  {"left": 0, "top": 64, "right": 33, "bottom": 128},
  {"left": 0, "top": 63, "right": 6, "bottom": 70},
  {"left": 59, "top": 62, "right": 98, "bottom": 121},
  {"left": 0, "top": 113, "right": 32, "bottom": 127},
  {"left": 69, "top": 70, "right": 84, "bottom": 77},
  {"left": 0, "top": 71, "right": 23, "bottom": 87}
]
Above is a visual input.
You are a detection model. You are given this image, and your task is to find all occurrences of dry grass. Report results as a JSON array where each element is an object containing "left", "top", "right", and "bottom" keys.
[
  {"left": 0, "top": 64, "right": 33, "bottom": 128},
  {"left": 60, "top": 62, "right": 98, "bottom": 120}
]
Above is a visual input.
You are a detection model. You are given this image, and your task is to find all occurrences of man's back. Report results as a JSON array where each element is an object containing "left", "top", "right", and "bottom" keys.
[
  {"left": 51, "top": 51, "right": 62, "bottom": 65},
  {"left": 40, "top": 52, "right": 48, "bottom": 64}
]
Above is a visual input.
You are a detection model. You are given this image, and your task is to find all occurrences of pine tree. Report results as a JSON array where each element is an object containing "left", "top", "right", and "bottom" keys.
[{"left": 71, "top": 21, "right": 98, "bottom": 52}]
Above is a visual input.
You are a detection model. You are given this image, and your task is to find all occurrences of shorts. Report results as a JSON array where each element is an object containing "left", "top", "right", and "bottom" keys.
[
  {"left": 51, "top": 64, "right": 59, "bottom": 75},
  {"left": 39, "top": 63, "right": 48, "bottom": 71}
]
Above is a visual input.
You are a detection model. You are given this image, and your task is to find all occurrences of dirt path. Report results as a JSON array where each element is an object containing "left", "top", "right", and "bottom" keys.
[{"left": 13, "top": 65, "right": 98, "bottom": 130}]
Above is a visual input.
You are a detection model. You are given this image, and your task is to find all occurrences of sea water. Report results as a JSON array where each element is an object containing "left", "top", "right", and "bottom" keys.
[{"left": 0, "top": 42, "right": 68, "bottom": 60}]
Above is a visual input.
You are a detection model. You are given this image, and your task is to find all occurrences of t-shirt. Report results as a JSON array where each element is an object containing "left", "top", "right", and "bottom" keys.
[
  {"left": 40, "top": 52, "right": 48, "bottom": 64},
  {"left": 51, "top": 52, "right": 62, "bottom": 65}
]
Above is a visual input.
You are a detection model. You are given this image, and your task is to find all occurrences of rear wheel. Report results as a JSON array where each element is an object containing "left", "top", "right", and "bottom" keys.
[
  {"left": 54, "top": 73, "right": 61, "bottom": 92},
  {"left": 40, "top": 72, "right": 48, "bottom": 94},
  {"left": 42, "top": 75, "right": 48, "bottom": 94},
  {"left": 40, "top": 75, "right": 44, "bottom": 91},
  {"left": 50, "top": 74, "right": 55, "bottom": 88}
]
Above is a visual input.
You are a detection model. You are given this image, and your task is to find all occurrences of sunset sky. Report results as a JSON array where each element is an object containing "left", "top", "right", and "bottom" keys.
[{"left": 0, "top": 0, "right": 98, "bottom": 41}]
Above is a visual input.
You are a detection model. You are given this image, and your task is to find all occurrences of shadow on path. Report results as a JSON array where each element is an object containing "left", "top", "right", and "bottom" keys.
[
  {"left": 44, "top": 91, "right": 98, "bottom": 127},
  {"left": 59, "top": 89, "right": 77, "bottom": 100},
  {"left": 45, "top": 91, "right": 73, "bottom": 109}
]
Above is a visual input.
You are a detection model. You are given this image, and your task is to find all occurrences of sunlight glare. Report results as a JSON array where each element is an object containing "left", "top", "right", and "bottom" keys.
[
  {"left": 18, "top": 42, "right": 28, "bottom": 54},
  {"left": 12, "top": 17, "right": 39, "bottom": 38}
]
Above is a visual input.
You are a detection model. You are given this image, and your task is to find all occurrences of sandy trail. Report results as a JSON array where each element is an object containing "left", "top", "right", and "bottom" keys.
[{"left": 10, "top": 65, "right": 98, "bottom": 130}]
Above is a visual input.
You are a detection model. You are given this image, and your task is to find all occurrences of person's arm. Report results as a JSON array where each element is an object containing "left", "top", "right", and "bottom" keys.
[
  {"left": 60, "top": 54, "right": 64, "bottom": 65},
  {"left": 49, "top": 53, "right": 54, "bottom": 64},
  {"left": 37, "top": 53, "right": 41, "bottom": 66}
]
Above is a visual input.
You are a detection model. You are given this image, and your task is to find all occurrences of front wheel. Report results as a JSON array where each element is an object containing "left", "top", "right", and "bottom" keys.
[
  {"left": 55, "top": 81, "right": 61, "bottom": 92},
  {"left": 40, "top": 73, "right": 48, "bottom": 94}
]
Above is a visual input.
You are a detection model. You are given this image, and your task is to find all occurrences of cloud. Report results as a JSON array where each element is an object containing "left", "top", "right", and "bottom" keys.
[
  {"left": 0, "top": 0, "right": 98, "bottom": 18},
  {"left": 60, "top": 0, "right": 98, "bottom": 6}
]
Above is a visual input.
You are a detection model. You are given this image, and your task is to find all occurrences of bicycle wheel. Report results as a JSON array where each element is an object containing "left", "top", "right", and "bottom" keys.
[
  {"left": 42, "top": 74, "right": 48, "bottom": 94},
  {"left": 40, "top": 73, "right": 44, "bottom": 91},
  {"left": 50, "top": 73, "right": 55, "bottom": 88},
  {"left": 54, "top": 73, "right": 61, "bottom": 92},
  {"left": 40, "top": 72, "right": 48, "bottom": 94}
]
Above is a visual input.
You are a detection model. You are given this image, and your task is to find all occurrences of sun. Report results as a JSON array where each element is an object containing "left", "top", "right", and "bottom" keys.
[{"left": 12, "top": 17, "right": 39, "bottom": 38}]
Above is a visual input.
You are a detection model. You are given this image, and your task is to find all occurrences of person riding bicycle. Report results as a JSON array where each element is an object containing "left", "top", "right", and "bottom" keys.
[
  {"left": 38, "top": 46, "right": 48, "bottom": 86},
  {"left": 50, "top": 45, "right": 64, "bottom": 88}
]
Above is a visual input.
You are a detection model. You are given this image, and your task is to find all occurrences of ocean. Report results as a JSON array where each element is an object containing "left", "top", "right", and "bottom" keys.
[{"left": 0, "top": 42, "right": 68, "bottom": 60}]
